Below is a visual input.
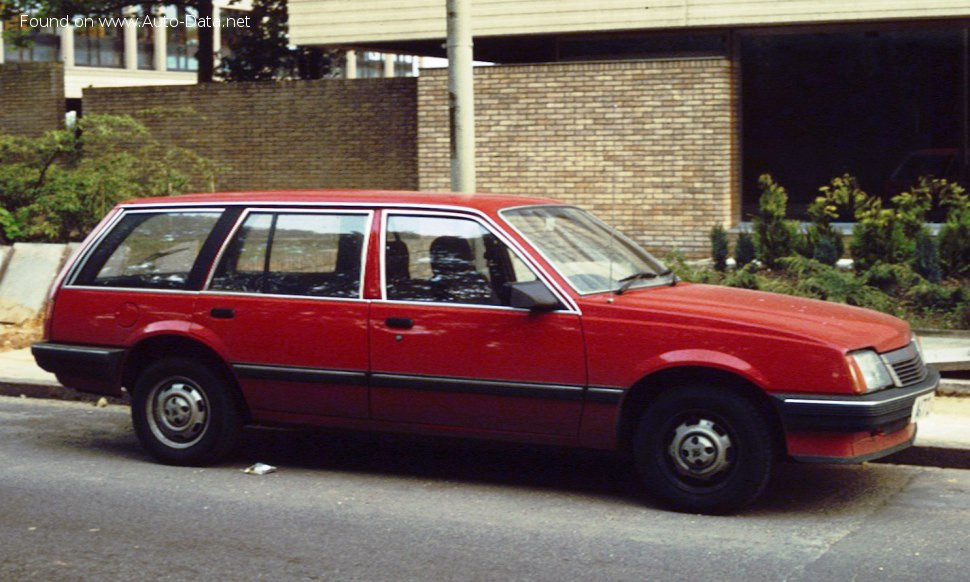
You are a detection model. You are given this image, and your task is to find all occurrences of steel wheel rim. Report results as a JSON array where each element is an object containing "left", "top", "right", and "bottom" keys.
[
  {"left": 666, "top": 415, "right": 735, "bottom": 483},
  {"left": 146, "top": 376, "right": 210, "bottom": 449}
]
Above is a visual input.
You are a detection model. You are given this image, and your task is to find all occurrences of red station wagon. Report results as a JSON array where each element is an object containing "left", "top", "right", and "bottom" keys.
[{"left": 32, "top": 191, "right": 938, "bottom": 513}]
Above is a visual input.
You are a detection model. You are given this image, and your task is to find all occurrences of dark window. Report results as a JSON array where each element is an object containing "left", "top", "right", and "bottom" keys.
[
  {"left": 3, "top": 26, "right": 59, "bottom": 63},
  {"left": 741, "top": 28, "right": 969, "bottom": 219},
  {"left": 210, "top": 212, "right": 367, "bottom": 298},
  {"left": 75, "top": 19, "right": 123, "bottom": 68},
  {"left": 384, "top": 215, "right": 537, "bottom": 306},
  {"left": 558, "top": 32, "right": 727, "bottom": 61},
  {"left": 166, "top": 5, "right": 198, "bottom": 71},
  {"left": 133, "top": 7, "right": 154, "bottom": 69},
  {"left": 76, "top": 211, "right": 222, "bottom": 289}
]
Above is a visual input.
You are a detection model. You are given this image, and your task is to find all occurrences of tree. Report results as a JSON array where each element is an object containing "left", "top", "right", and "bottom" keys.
[
  {"left": 2, "top": 1, "right": 218, "bottom": 83},
  {"left": 217, "top": 0, "right": 336, "bottom": 81}
]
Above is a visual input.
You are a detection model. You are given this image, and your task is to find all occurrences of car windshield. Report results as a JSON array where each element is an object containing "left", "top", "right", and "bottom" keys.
[{"left": 502, "top": 205, "right": 671, "bottom": 295}]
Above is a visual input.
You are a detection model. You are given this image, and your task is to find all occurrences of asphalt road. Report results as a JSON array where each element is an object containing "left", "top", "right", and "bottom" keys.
[{"left": 1, "top": 396, "right": 968, "bottom": 581}]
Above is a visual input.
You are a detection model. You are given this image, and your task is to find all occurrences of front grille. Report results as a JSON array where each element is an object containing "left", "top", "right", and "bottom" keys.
[{"left": 883, "top": 342, "right": 928, "bottom": 387}]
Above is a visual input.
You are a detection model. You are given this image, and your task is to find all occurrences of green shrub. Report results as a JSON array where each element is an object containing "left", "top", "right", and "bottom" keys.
[
  {"left": 863, "top": 262, "right": 923, "bottom": 295},
  {"left": 723, "top": 264, "right": 760, "bottom": 290},
  {"left": 663, "top": 250, "right": 721, "bottom": 284},
  {"left": 913, "top": 229, "right": 942, "bottom": 283},
  {"left": 938, "top": 185, "right": 970, "bottom": 279},
  {"left": 752, "top": 174, "right": 798, "bottom": 270},
  {"left": 735, "top": 230, "right": 757, "bottom": 269},
  {"left": 0, "top": 114, "right": 214, "bottom": 243},
  {"left": 798, "top": 224, "right": 844, "bottom": 265},
  {"left": 905, "top": 281, "right": 964, "bottom": 313},
  {"left": 798, "top": 176, "right": 852, "bottom": 265},
  {"left": 710, "top": 223, "right": 728, "bottom": 272},
  {"left": 850, "top": 198, "right": 911, "bottom": 272}
]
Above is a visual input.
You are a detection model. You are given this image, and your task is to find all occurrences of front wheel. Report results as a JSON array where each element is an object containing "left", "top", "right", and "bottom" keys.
[
  {"left": 131, "top": 358, "right": 241, "bottom": 466},
  {"left": 633, "top": 385, "right": 775, "bottom": 514}
]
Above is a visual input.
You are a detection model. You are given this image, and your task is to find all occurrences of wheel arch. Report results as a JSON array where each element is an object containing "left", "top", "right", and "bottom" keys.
[
  {"left": 617, "top": 366, "right": 785, "bottom": 456},
  {"left": 123, "top": 335, "right": 251, "bottom": 423}
]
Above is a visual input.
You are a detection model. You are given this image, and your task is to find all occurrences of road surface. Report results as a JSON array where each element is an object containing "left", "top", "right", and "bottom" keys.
[{"left": 0, "top": 396, "right": 967, "bottom": 581}]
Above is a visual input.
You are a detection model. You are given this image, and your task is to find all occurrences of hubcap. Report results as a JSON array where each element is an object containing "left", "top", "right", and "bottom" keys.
[
  {"left": 668, "top": 418, "right": 733, "bottom": 480},
  {"left": 147, "top": 377, "right": 209, "bottom": 449}
]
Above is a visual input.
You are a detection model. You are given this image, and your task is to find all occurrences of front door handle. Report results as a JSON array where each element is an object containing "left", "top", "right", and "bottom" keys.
[
  {"left": 210, "top": 308, "right": 235, "bottom": 319},
  {"left": 385, "top": 317, "right": 413, "bottom": 329}
]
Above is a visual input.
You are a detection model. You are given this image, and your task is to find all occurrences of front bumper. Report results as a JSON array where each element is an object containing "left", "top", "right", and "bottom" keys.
[{"left": 770, "top": 368, "right": 939, "bottom": 433}]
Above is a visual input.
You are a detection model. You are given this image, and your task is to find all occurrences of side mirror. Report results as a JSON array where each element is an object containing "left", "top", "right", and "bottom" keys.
[{"left": 508, "top": 281, "right": 562, "bottom": 312}]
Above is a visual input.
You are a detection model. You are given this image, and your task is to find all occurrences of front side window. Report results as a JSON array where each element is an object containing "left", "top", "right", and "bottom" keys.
[
  {"left": 210, "top": 212, "right": 367, "bottom": 298},
  {"left": 503, "top": 206, "right": 669, "bottom": 295},
  {"left": 384, "top": 214, "right": 538, "bottom": 306},
  {"left": 75, "top": 211, "right": 222, "bottom": 289}
]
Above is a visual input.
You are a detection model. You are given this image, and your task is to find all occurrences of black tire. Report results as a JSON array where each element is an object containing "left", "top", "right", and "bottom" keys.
[
  {"left": 633, "top": 385, "right": 775, "bottom": 514},
  {"left": 131, "top": 357, "right": 241, "bottom": 466}
]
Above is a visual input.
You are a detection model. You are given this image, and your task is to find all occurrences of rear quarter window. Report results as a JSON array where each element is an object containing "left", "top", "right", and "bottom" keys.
[{"left": 73, "top": 210, "right": 223, "bottom": 290}]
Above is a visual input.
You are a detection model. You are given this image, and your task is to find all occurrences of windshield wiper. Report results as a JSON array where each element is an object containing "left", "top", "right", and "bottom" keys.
[{"left": 615, "top": 269, "right": 673, "bottom": 295}]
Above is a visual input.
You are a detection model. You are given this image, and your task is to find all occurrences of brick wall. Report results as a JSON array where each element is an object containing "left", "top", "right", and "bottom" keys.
[
  {"left": 418, "top": 59, "right": 736, "bottom": 257},
  {"left": 0, "top": 63, "right": 64, "bottom": 137},
  {"left": 85, "top": 78, "right": 419, "bottom": 192}
]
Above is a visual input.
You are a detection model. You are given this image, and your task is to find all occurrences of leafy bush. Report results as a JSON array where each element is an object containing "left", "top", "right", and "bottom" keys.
[
  {"left": 913, "top": 230, "right": 942, "bottom": 283},
  {"left": 863, "top": 262, "right": 923, "bottom": 295},
  {"left": 938, "top": 183, "right": 970, "bottom": 279},
  {"left": 734, "top": 230, "right": 756, "bottom": 269},
  {"left": 663, "top": 250, "right": 721, "bottom": 284},
  {"left": 752, "top": 174, "right": 797, "bottom": 269},
  {"left": 798, "top": 175, "right": 851, "bottom": 265},
  {"left": 710, "top": 223, "right": 728, "bottom": 272},
  {"left": 723, "top": 264, "right": 759, "bottom": 290},
  {"left": 0, "top": 115, "right": 213, "bottom": 243}
]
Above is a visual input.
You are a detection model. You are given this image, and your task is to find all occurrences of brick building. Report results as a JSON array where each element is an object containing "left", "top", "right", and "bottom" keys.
[{"left": 286, "top": 0, "right": 970, "bottom": 252}]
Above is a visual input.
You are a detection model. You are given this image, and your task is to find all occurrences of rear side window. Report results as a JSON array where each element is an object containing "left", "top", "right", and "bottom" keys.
[
  {"left": 74, "top": 211, "right": 223, "bottom": 290},
  {"left": 209, "top": 211, "right": 368, "bottom": 299}
]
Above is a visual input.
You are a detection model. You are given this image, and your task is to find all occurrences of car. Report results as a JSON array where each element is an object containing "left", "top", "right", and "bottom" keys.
[{"left": 32, "top": 190, "right": 938, "bottom": 513}]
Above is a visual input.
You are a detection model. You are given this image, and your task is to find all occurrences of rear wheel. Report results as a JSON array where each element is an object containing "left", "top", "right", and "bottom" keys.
[
  {"left": 131, "top": 357, "right": 241, "bottom": 466},
  {"left": 633, "top": 385, "right": 775, "bottom": 514}
]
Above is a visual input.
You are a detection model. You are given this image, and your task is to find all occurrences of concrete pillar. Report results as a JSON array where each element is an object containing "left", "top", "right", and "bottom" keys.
[
  {"left": 153, "top": 6, "right": 167, "bottom": 71},
  {"left": 446, "top": 0, "right": 476, "bottom": 193},
  {"left": 59, "top": 25, "right": 75, "bottom": 67},
  {"left": 383, "top": 53, "right": 395, "bottom": 77},
  {"left": 0, "top": 21, "right": 6, "bottom": 64},
  {"left": 212, "top": 5, "right": 222, "bottom": 70},
  {"left": 123, "top": 7, "right": 138, "bottom": 70},
  {"left": 345, "top": 49, "right": 357, "bottom": 79}
]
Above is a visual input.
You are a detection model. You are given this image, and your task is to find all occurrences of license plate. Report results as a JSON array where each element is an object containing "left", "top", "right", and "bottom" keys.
[{"left": 911, "top": 393, "right": 934, "bottom": 424}]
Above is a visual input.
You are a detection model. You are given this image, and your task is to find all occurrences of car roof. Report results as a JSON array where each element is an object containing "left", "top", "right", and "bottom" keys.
[{"left": 123, "top": 189, "right": 562, "bottom": 214}]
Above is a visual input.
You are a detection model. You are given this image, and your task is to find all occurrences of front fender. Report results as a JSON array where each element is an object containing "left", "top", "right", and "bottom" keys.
[{"left": 636, "top": 349, "right": 771, "bottom": 389}]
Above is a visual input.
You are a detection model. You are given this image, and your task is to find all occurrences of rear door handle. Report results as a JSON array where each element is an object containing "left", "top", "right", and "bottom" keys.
[
  {"left": 385, "top": 317, "right": 413, "bottom": 329},
  {"left": 210, "top": 308, "right": 235, "bottom": 319}
]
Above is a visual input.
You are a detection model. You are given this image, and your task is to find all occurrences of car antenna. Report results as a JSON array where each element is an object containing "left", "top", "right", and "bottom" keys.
[{"left": 607, "top": 103, "right": 618, "bottom": 304}]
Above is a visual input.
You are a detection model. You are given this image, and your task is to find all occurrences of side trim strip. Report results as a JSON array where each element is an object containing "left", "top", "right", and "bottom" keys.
[
  {"left": 371, "top": 373, "right": 586, "bottom": 401},
  {"left": 586, "top": 386, "right": 625, "bottom": 404},
  {"left": 233, "top": 363, "right": 368, "bottom": 386},
  {"left": 231, "top": 364, "right": 592, "bottom": 402}
]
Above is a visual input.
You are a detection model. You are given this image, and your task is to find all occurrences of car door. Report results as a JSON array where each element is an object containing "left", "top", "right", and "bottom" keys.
[
  {"left": 194, "top": 208, "right": 372, "bottom": 420},
  {"left": 369, "top": 211, "right": 586, "bottom": 436}
]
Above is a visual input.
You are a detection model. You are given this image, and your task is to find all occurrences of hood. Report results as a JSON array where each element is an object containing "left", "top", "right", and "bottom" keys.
[{"left": 608, "top": 283, "right": 910, "bottom": 353}]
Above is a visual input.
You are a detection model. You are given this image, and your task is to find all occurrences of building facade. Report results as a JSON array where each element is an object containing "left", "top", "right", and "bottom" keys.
[
  {"left": 0, "top": 2, "right": 255, "bottom": 100},
  {"left": 288, "top": 1, "right": 970, "bottom": 233}
]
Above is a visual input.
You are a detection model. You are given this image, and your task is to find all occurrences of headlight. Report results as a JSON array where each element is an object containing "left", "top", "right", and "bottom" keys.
[{"left": 848, "top": 349, "right": 894, "bottom": 393}]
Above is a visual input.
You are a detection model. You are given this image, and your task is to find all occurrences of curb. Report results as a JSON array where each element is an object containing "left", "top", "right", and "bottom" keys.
[
  {"left": 939, "top": 379, "right": 970, "bottom": 396},
  {"left": 0, "top": 379, "right": 127, "bottom": 405},
  {"left": 878, "top": 446, "right": 970, "bottom": 471}
]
